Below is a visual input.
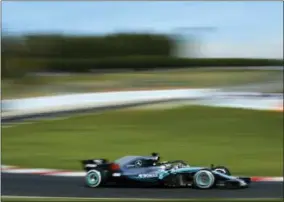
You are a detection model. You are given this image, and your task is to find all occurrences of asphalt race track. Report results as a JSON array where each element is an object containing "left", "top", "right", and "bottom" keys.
[{"left": 2, "top": 173, "right": 283, "bottom": 199}]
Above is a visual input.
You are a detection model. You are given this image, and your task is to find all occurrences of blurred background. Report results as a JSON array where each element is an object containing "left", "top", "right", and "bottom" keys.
[
  {"left": 1, "top": 1, "right": 283, "bottom": 100},
  {"left": 1, "top": 2, "right": 284, "bottom": 197}
]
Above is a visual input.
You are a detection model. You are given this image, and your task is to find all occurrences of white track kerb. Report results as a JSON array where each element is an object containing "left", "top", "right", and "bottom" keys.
[{"left": 1, "top": 165, "right": 283, "bottom": 182}]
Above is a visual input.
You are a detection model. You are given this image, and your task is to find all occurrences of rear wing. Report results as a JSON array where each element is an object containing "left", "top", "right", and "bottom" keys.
[{"left": 81, "top": 159, "right": 109, "bottom": 170}]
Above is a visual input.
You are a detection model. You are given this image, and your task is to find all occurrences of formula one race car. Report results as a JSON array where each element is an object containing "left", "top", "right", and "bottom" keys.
[{"left": 81, "top": 153, "right": 251, "bottom": 189}]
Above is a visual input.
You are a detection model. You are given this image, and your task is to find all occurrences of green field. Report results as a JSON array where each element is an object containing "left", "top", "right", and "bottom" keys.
[
  {"left": 2, "top": 69, "right": 282, "bottom": 99},
  {"left": 39, "top": 69, "right": 281, "bottom": 85},
  {"left": 2, "top": 106, "right": 283, "bottom": 176}
]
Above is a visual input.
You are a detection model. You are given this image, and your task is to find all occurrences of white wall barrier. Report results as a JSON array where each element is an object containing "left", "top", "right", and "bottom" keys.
[
  {"left": 195, "top": 97, "right": 282, "bottom": 111},
  {"left": 1, "top": 88, "right": 214, "bottom": 117},
  {"left": 1, "top": 89, "right": 282, "bottom": 119},
  {"left": 196, "top": 92, "right": 283, "bottom": 111}
]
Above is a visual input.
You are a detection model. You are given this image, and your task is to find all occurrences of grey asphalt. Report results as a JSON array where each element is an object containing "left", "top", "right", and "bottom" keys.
[{"left": 2, "top": 173, "right": 283, "bottom": 199}]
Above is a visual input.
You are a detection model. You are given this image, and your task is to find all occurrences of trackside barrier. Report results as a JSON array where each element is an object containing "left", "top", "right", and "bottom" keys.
[
  {"left": 1, "top": 88, "right": 215, "bottom": 118},
  {"left": 3, "top": 89, "right": 213, "bottom": 110},
  {"left": 194, "top": 97, "right": 283, "bottom": 111},
  {"left": 2, "top": 89, "right": 282, "bottom": 121}
]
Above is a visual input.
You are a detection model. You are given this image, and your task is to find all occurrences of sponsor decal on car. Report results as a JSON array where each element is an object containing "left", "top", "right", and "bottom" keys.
[
  {"left": 138, "top": 173, "right": 158, "bottom": 178},
  {"left": 112, "top": 173, "right": 122, "bottom": 177},
  {"left": 93, "top": 160, "right": 104, "bottom": 164},
  {"left": 85, "top": 164, "right": 97, "bottom": 168}
]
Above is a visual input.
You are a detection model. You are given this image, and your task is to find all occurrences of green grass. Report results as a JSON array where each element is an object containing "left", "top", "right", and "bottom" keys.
[
  {"left": 2, "top": 106, "right": 283, "bottom": 176},
  {"left": 2, "top": 69, "right": 282, "bottom": 99},
  {"left": 38, "top": 69, "right": 283, "bottom": 89}
]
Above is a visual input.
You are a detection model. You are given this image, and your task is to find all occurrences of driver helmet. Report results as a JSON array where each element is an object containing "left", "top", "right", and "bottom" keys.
[{"left": 151, "top": 152, "right": 160, "bottom": 161}]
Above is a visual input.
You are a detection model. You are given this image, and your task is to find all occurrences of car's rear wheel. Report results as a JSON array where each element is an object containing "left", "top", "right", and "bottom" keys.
[
  {"left": 85, "top": 170, "right": 103, "bottom": 188},
  {"left": 193, "top": 169, "right": 215, "bottom": 189}
]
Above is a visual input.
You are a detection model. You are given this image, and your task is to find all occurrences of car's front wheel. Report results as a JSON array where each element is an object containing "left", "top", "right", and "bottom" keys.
[
  {"left": 85, "top": 170, "right": 103, "bottom": 188},
  {"left": 193, "top": 169, "right": 216, "bottom": 189}
]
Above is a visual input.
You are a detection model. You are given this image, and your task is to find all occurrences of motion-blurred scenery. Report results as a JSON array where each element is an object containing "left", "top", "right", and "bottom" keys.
[{"left": 1, "top": 1, "right": 283, "bottom": 201}]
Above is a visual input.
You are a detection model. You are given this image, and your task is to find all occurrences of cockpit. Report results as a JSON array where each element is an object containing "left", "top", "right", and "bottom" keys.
[{"left": 114, "top": 153, "right": 160, "bottom": 168}]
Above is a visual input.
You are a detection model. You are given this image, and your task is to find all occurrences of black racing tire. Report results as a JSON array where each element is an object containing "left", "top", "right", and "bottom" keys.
[
  {"left": 213, "top": 166, "right": 231, "bottom": 176},
  {"left": 85, "top": 169, "right": 106, "bottom": 188},
  {"left": 193, "top": 169, "right": 216, "bottom": 189}
]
